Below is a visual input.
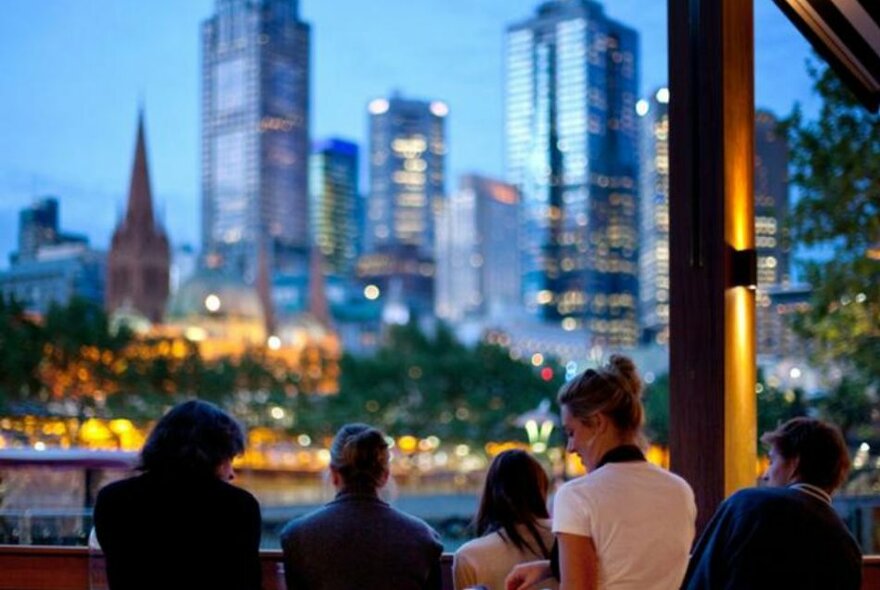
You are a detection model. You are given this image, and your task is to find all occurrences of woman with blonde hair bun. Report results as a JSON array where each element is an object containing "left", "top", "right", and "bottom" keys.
[{"left": 506, "top": 355, "right": 696, "bottom": 590}]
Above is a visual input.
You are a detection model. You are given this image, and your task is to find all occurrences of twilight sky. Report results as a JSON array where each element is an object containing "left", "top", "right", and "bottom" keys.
[{"left": 0, "top": 0, "right": 818, "bottom": 269}]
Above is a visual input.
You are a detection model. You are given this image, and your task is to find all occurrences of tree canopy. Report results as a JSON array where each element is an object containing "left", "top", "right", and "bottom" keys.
[{"left": 784, "top": 61, "right": 880, "bottom": 438}]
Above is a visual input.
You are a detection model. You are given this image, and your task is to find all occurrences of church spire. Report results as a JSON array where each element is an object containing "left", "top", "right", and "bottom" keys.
[
  {"left": 125, "top": 110, "right": 155, "bottom": 230},
  {"left": 106, "top": 109, "right": 170, "bottom": 323}
]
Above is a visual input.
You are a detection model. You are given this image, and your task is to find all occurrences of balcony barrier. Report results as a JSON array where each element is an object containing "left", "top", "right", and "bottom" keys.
[{"left": 0, "top": 545, "right": 877, "bottom": 590}]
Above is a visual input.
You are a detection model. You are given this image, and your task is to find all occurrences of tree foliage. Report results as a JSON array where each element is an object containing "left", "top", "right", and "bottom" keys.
[
  {"left": 784, "top": 62, "right": 880, "bottom": 435},
  {"left": 0, "top": 295, "right": 45, "bottom": 403},
  {"left": 0, "top": 298, "right": 563, "bottom": 443},
  {"left": 325, "top": 321, "right": 564, "bottom": 442}
]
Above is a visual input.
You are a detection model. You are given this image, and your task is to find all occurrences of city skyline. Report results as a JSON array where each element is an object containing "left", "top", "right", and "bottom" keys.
[{"left": 0, "top": 1, "right": 816, "bottom": 268}]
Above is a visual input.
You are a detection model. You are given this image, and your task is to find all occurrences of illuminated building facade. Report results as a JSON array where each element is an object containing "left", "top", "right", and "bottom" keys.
[
  {"left": 436, "top": 175, "right": 521, "bottom": 322},
  {"left": 754, "top": 110, "right": 793, "bottom": 357},
  {"left": 201, "top": 0, "right": 310, "bottom": 282},
  {"left": 506, "top": 0, "right": 640, "bottom": 346},
  {"left": 754, "top": 109, "right": 790, "bottom": 287},
  {"left": 309, "top": 139, "right": 360, "bottom": 278},
  {"left": 362, "top": 93, "right": 447, "bottom": 318},
  {"left": 637, "top": 88, "right": 670, "bottom": 345}
]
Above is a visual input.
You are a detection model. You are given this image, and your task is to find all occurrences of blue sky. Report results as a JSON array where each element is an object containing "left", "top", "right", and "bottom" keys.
[{"left": 0, "top": 1, "right": 818, "bottom": 269}]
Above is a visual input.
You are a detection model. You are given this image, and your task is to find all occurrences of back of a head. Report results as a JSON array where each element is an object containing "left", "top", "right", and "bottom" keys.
[
  {"left": 331, "top": 423, "right": 390, "bottom": 493},
  {"left": 557, "top": 354, "right": 644, "bottom": 436},
  {"left": 761, "top": 417, "right": 851, "bottom": 493},
  {"left": 140, "top": 400, "right": 245, "bottom": 479},
  {"left": 474, "top": 449, "right": 551, "bottom": 557}
]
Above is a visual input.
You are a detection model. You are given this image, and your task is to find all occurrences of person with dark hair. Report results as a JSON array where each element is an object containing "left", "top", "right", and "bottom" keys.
[
  {"left": 682, "top": 417, "right": 862, "bottom": 589},
  {"left": 454, "top": 450, "right": 557, "bottom": 590},
  {"left": 507, "top": 355, "right": 696, "bottom": 590},
  {"left": 94, "top": 400, "right": 261, "bottom": 590},
  {"left": 281, "top": 423, "right": 443, "bottom": 590}
]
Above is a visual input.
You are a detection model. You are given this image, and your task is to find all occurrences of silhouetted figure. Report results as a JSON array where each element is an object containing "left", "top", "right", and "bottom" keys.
[{"left": 94, "top": 400, "right": 261, "bottom": 590}]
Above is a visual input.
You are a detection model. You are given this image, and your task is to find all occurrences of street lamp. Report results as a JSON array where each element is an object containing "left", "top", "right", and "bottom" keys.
[{"left": 515, "top": 399, "right": 558, "bottom": 454}]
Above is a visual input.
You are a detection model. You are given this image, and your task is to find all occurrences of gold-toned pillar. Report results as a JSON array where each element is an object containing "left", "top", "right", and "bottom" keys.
[{"left": 722, "top": 0, "right": 757, "bottom": 497}]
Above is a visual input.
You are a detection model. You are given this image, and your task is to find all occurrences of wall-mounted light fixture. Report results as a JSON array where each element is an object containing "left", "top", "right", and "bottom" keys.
[{"left": 729, "top": 247, "right": 757, "bottom": 290}]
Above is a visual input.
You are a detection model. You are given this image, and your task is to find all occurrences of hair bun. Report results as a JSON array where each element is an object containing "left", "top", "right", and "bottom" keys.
[
  {"left": 607, "top": 354, "right": 642, "bottom": 398},
  {"left": 347, "top": 429, "right": 385, "bottom": 461}
]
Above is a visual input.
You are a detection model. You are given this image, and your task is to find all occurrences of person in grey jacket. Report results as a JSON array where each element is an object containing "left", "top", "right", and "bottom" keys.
[{"left": 281, "top": 423, "right": 443, "bottom": 590}]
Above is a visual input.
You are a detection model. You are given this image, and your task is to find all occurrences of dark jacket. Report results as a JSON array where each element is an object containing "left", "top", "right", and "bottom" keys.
[
  {"left": 281, "top": 490, "right": 443, "bottom": 590},
  {"left": 681, "top": 486, "right": 861, "bottom": 590},
  {"left": 94, "top": 472, "right": 262, "bottom": 590}
]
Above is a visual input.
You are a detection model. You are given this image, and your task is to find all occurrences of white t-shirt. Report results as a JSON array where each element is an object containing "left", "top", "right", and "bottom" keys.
[{"left": 552, "top": 461, "right": 696, "bottom": 590}]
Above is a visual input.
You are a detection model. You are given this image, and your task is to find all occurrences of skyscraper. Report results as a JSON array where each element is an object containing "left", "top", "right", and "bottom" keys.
[
  {"left": 638, "top": 104, "right": 792, "bottom": 350},
  {"left": 754, "top": 109, "right": 790, "bottom": 287},
  {"left": 309, "top": 139, "right": 360, "bottom": 278},
  {"left": 436, "top": 175, "right": 521, "bottom": 322},
  {"left": 106, "top": 114, "right": 170, "bottom": 323},
  {"left": 754, "top": 109, "right": 793, "bottom": 356},
  {"left": 637, "top": 88, "right": 670, "bottom": 345},
  {"left": 506, "top": 0, "right": 640, "bottom": 347},
  {"left": 360, "top": 93, "right": 447, "bottom": 318},
  {"left": 201, "top": 0, "right": 310, "bottom": 282}
]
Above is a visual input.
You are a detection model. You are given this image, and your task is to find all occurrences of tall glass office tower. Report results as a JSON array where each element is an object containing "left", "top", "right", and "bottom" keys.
[
  {"left": 201, "top": 0, "right": 310, "bottom": 282},
  {"left": 309, "top": 139, "right": 360, "bottom": 278},
  {"left": 360, "top": 93, "right": 447, "bottom": 318},
  {"left": 637, "top": 88, "right": 670, "bottom": 345},
  {"left": 506, "top": 0, "right": 640, "bottom": 347}
]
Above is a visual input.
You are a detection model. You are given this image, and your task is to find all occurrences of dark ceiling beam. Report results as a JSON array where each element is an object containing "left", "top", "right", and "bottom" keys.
[{"left": 774, "top": 0, "right": 880, "bottom": 112}]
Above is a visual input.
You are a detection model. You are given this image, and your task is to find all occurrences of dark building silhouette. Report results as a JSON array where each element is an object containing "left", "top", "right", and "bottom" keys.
[
  {"left": 106, "top": 113, "right": 170, "bottom": 322},
  {"left": 10, "top": 197, "right": 88, "bottom": 265}
]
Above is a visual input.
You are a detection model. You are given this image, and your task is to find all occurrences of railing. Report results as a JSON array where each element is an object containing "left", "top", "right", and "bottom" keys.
[
  {"left": 0, "top": 546, "right": 454, "bottom": 590},
  {"left": 0, "top": 546, "right": 877, "bottom": 590}
]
